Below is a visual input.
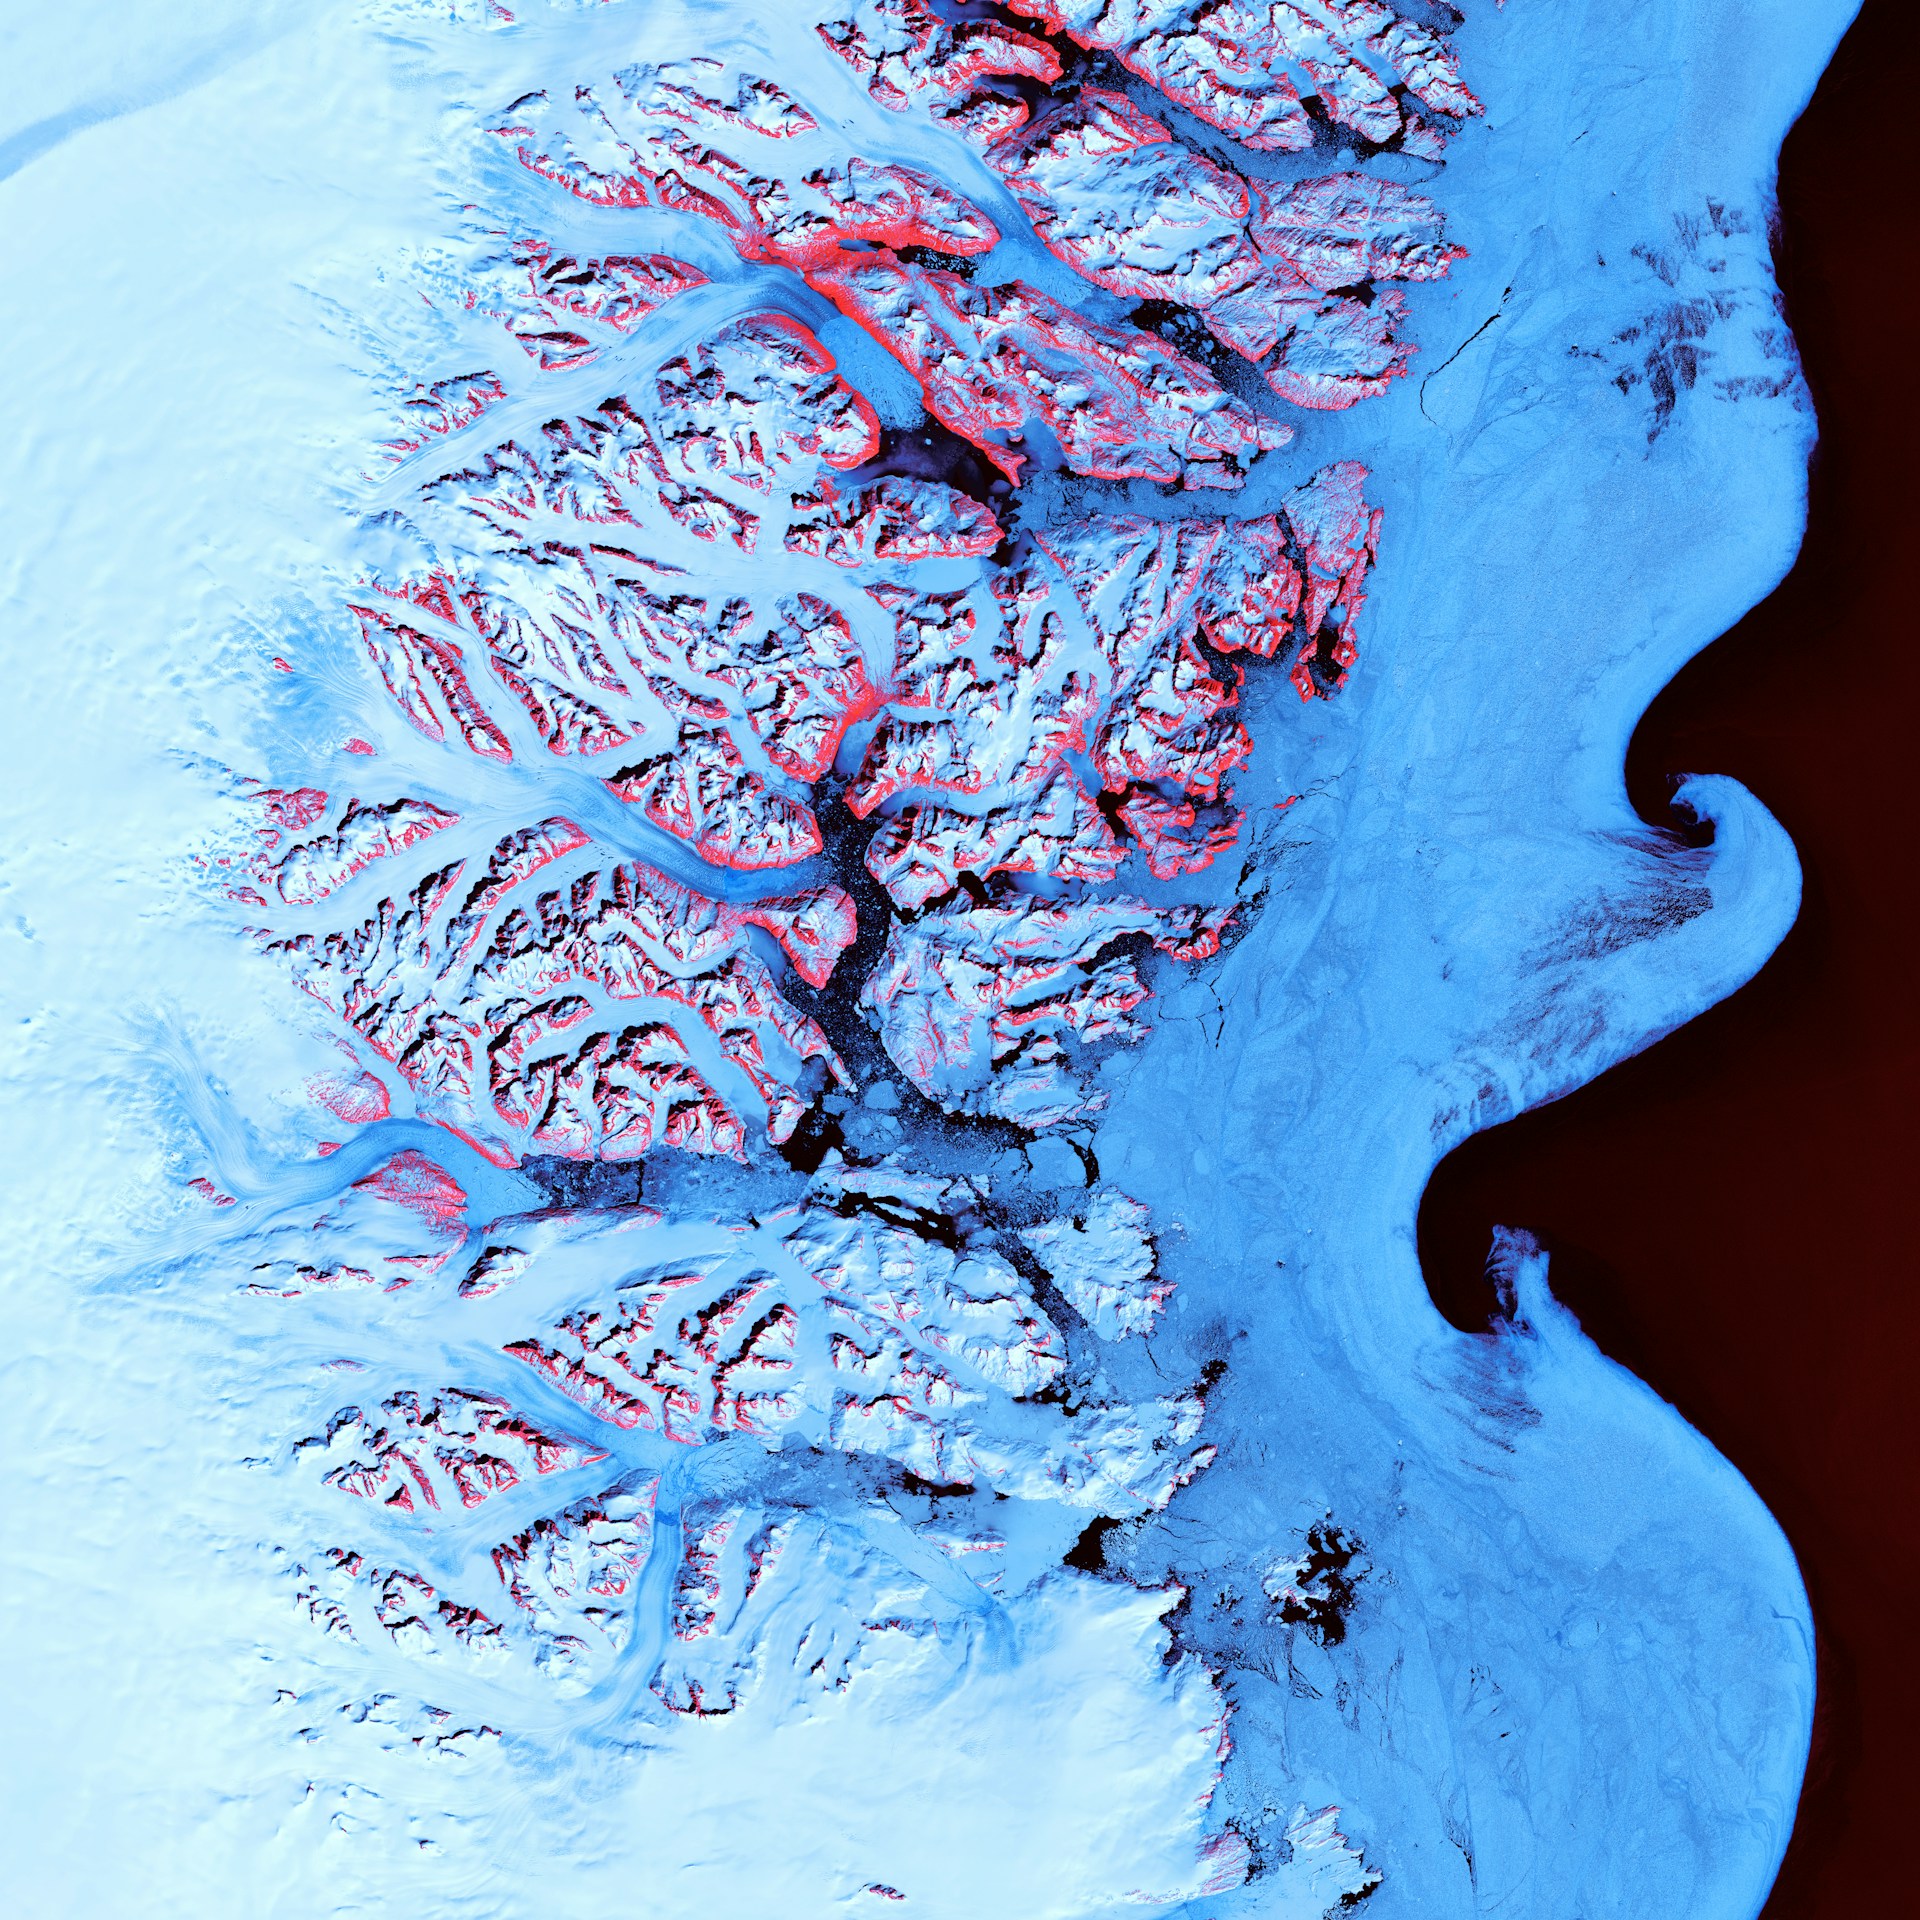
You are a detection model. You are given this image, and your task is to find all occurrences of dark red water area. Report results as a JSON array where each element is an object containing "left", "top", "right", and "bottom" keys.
[{"left": 1417, "top": 3, "right": 1918, "bottom": 1912}]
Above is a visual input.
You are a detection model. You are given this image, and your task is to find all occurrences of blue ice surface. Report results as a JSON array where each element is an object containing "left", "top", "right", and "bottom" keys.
[
  {"left": 1111, "top": 1, "right": 1858, "bottom": 1910},
  {"left": 0, "top": 0, "right": 1862, "bottom": 1913}
]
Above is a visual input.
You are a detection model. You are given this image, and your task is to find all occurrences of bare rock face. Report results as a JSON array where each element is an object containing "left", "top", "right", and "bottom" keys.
[
  {"left": 499, "top": 73, "right": 1000, "bottom": 267},
  {"left": 820, "top": 0, "right": 1468, "bottom": 409},
  {"left": 255, "top": 14, "right": 1406, "bottom": 1170},
  {"left": 266, "top": 831, "right": 857, "bottom": 1162},
  {"left": 10, "top": 0, "right": 1834, "bottom": 1909},
  {"left": 999, "top": 0, "right": 1480, "bottom": 157},
  {"left": 986, "top": 88, "right": 1462, "bottom": 408},
  {"left": 264, "top": 313, "right": 1376, "bottom": 1162},
  {"left": 864, "top": 772, "right": 1126, "bottom": 910},
  {"left": 280, "top": 1166, "right": 1219, "bottom": 1739},
  {"left": 216, "top": 6, "right": 1463, "bottom": 1907},
  {"left": 809, "top": 250, "right": 1294, "bottom": 485}
]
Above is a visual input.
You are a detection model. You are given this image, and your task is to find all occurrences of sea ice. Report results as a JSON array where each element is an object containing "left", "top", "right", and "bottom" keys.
[{"left": 0, "top": 0, "right": 1854, "bottom": 1915}]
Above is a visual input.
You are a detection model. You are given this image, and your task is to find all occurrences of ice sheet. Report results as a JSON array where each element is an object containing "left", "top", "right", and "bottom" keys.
[{"left": 0, "top": 1, "right": 1854, "bottom": 1915}]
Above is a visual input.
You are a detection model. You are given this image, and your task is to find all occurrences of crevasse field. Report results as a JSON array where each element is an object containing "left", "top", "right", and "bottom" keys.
[{"left": 0, "top": 2, "right": 1858, "bottom": 1915}]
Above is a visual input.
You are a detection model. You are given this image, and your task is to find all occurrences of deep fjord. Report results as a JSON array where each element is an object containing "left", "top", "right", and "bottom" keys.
[{"left": 1418, "top": 3, "right": 1917, "bottom": 1910}]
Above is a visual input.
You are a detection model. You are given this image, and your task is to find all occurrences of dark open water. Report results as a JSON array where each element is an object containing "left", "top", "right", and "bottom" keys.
[{"left": 1418, "top": 2, "right": 1918, "bottom": 1911}]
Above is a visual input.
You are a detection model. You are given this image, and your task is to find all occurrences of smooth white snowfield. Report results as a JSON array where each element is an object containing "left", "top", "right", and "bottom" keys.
[{"left": 0, "top": 4, "right": 1854, "bottom": 1920}]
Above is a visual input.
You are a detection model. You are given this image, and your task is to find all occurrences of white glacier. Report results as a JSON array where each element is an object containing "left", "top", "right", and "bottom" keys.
[{"left": 0, "top": 0, "right": 1859, "bottom": 1916}]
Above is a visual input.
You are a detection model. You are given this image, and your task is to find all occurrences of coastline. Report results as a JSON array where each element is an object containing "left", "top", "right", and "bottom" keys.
[{"left": 1419, "top": 3, "right": 1915, "bottom": 1911}]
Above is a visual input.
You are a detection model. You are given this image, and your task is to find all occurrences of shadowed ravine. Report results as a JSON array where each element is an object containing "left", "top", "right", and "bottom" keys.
[{"left": 1418, "top": 2, "right": 1917, "bottom": 1911}]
